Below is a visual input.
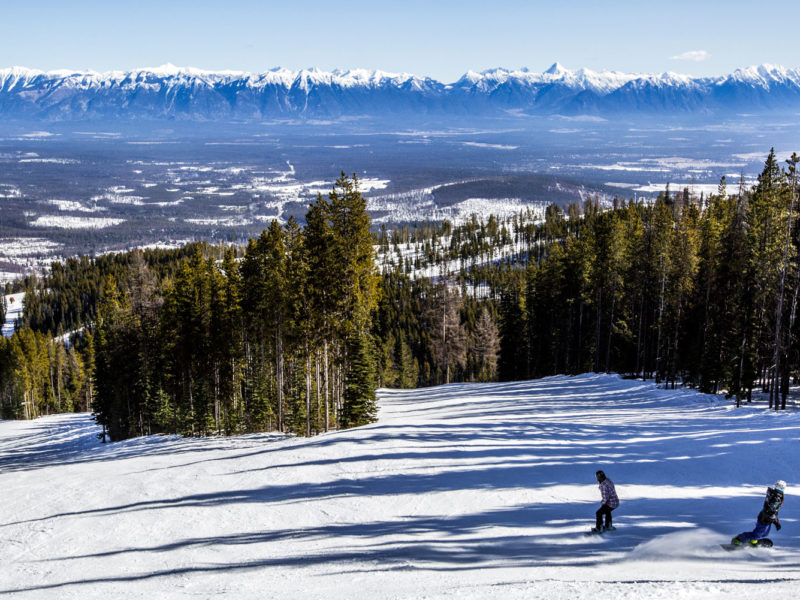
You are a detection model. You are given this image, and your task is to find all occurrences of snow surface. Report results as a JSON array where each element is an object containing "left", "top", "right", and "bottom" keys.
[
  {"left": 2, "top": 292, "right": 25, "bottom": 337},
  {"left": 0, "top": 238, "right": 62, "bottom": 258},
  {"left": 2, "top": 373, "right": 799, "bottom": 599},
  {"left": 29, "top": 216, "right": 125, "bottom": 229},
  {"left": 45, "top": 200, "right": 106, "bottom": 213}
]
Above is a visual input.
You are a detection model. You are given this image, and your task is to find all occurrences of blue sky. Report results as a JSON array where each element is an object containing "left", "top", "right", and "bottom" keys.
[{"left": 1, "top": 0, "right": 795, "bottom": 81}]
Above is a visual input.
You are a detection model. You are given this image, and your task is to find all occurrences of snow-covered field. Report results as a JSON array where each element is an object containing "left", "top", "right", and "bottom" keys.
[
  {"left": 2, "top": 374, "right": 799, "bottom": 599},
  {"left": 0, "top": 237, "right": 63, "bottom": 257},
  {"left": 28, "top": 216, "right": 126, "bottom": 229}
]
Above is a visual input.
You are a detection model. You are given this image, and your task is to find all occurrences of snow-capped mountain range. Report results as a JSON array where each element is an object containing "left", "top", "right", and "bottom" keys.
[{"left": 1, "top": 63, "right": 800, "bottom": 121}]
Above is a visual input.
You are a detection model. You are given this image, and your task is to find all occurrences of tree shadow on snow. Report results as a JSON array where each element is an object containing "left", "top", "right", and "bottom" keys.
[
  {"left": 5, "top": 495, "right": 800, "bottom": 595},
  {"left": 3, "top": 374, "right": 800, "bottom": 594},
  {"left": 0, "top": 413, "right": 291, "bottom": 474}
]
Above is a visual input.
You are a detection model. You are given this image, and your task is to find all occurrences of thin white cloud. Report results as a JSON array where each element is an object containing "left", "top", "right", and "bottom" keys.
[{"left": 670, "top": 50, "right": 711, "bottom": 62}]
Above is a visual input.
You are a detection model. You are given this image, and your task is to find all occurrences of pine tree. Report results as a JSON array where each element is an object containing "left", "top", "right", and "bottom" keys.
[
  {"left": 471, "top": 307, "right": 500, "bottom": 381},
  {"left": 499, "top": 273, "right": 527, "bottom": 380},
  {"left": 340, "top": 333, "right": 377, "bottom": 428},
  {"left": 307, "top": 173, "right": 380, "bottom": 428},
  {"left": 261, "top": 220, "right": 288, "bottom": 431}
]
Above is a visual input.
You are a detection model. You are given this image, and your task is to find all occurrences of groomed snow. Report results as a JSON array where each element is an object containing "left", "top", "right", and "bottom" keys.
[{"left": 2, "top": 374, "right": 799, "bottom": 599}]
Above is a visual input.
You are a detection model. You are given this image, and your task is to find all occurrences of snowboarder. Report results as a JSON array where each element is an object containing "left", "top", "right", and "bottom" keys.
[
  {"left": 591, "top": 469, "right": 619, "bottom": 534},
  {"left": 731, "top": 480, "right": 785, "bottom": 546}
]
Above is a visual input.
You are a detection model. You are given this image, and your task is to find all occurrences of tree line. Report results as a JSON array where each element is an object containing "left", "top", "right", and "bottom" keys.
[
  {"left": 90, "top": 173, "right": 385, "bottom": 440},
  {"left": 1, "top": 173, "right": 504, "bottom": 436},
  {"left": 495, "top": 150, "right": 799, "bottom": 409},
  {"left": 3, "top": 150, "right": 797, "bottom": 437}
]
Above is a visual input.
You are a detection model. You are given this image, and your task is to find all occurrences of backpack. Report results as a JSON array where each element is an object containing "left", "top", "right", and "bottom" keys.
[{"left": 757, "top": 487, "right": 784, "bottom": 524}]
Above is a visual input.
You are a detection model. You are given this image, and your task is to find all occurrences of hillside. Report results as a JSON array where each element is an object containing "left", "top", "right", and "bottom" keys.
[{"left": 2, "top": 374, "right": 799, "bottom": 599}]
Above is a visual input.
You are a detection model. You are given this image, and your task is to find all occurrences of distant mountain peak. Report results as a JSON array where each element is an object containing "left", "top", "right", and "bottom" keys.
[{"left": 544, "top": 62, "right": 568, "bottom": 76}]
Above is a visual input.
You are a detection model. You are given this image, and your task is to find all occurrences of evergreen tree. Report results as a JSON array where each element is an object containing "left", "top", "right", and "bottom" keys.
[
  {"left": 340, "top": 333, "right": 377, "bottom": 428},
  {"left": 471, "top": 307, "right": 500, "bottom": 381}
]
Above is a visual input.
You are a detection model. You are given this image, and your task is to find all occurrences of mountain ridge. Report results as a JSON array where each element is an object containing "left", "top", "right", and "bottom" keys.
[{"left": 2, "top": 63, "right": 799, "bottom": 121}]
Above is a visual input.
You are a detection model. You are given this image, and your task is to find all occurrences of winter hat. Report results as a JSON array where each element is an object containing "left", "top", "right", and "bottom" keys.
[{"left": 774, "top": 480, "right": 786, "bottom": 493}]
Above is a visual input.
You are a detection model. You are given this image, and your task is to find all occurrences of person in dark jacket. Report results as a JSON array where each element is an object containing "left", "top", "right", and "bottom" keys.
[
  {"left": 732, "top": 480, "right": 785, "bottom": 545},
  {"left": 593, "top": 470, "right": 619, "bottom": 533}
]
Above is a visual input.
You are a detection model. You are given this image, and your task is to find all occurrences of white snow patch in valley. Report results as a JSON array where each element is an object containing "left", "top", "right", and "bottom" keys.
[
  {"left": 734, "top": 150, "right": 796, "bottom": 162},
  {"left": 633, "top": 182, "right": 736, "bottom": 196},
  {"left": 0, "top": 237, "right": 62, "bottom": 257},
  {"left": 462, "top": 142, "right": 519, "bottom": 150},
  {"left": 132, "top": 240, "right": 192, "bottom": 252},
  {"left": 448, "top": 197, "right": 546, "bottom": 223},
  {"left": 584, "top": 163, "right": 672, "bottom": 173},
  {"left": 185, "top": 216, "right": 252, "bottom": 227},
  {"left": 29, "top": 216, "right": 125, "bottom": 229},
  {"left": 0, "top": 184, "right": 21, "bottom": 198},
  {"left": 583, "top": 156, "right": 746, "bottom": 174},
  {"left": 368, "top": 187, "right": 439, "bottom": 223},
  {"left": 355, "top": 177, "right": 390, "bottom": 193},
  {"left": 148, "top": 199, "right": 185, "bottom": 207},
  {"left": 94, "top": 193, "right": 147, "bottom": 206},
  {"left": 3, "top": 374, "right": 798, "bottom": 598},
  {"left": 73, "top": 131, "right": 121, "bottom": 138},
  {"left": 369, "top": 185, "right": 552, "bottom": 226},
  {"left": 45, "top": 199, "right": 106, "bottom": 213},
  {"left": 193, "top": 186, "right": 220, "bottom": 195},
  {"left": 637, "top": 156, "right": 746, "bottom": 170},
  {"left": 18, "top": 131, "right": 57, "bottom": 138},
  {"left": 18, "top": 157, "right": 79, "bottom": 164}
]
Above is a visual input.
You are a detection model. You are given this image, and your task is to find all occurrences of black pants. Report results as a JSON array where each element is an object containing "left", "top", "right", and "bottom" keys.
[{"left": 596, "top": 504, "right": 614, "bottom": 529}]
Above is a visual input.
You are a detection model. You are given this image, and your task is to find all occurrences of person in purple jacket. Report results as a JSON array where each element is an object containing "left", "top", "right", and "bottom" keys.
[{"left": 592, "top": 470, "right": 619, "bottom": 533}]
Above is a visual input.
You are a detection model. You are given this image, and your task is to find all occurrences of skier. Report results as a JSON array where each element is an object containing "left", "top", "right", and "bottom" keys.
[
  {"left": 592, "top": 469, "right": 619, "bottom": 533},
  {"left": 731, "top": 480, "right": 785, "bottom": 546}
]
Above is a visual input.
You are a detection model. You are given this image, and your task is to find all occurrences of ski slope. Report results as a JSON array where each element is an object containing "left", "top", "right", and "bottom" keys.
[
  {"left": 1, "top": 292, "right": 24, "bottom": 337},
  {"left": 2, "top": 374, "right": 799, "bottom": 599}
]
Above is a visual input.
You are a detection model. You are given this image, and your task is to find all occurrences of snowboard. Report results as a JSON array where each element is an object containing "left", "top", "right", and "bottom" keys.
[
  {"left": 585, "top": 526, "right": 616, "bottom": 537},
  {"left": 720, "top": 538, "right": 773, "bottom": 551}
]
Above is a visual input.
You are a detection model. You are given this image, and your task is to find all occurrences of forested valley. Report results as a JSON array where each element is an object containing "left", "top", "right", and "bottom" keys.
[{"left": 2, "top": 150, "right": 800, "bottom": 442}]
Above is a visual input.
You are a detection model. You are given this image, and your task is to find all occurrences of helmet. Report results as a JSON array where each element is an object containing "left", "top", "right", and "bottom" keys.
[{"left": 774, "top": 480, "right": 786, "bottom": 493}]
